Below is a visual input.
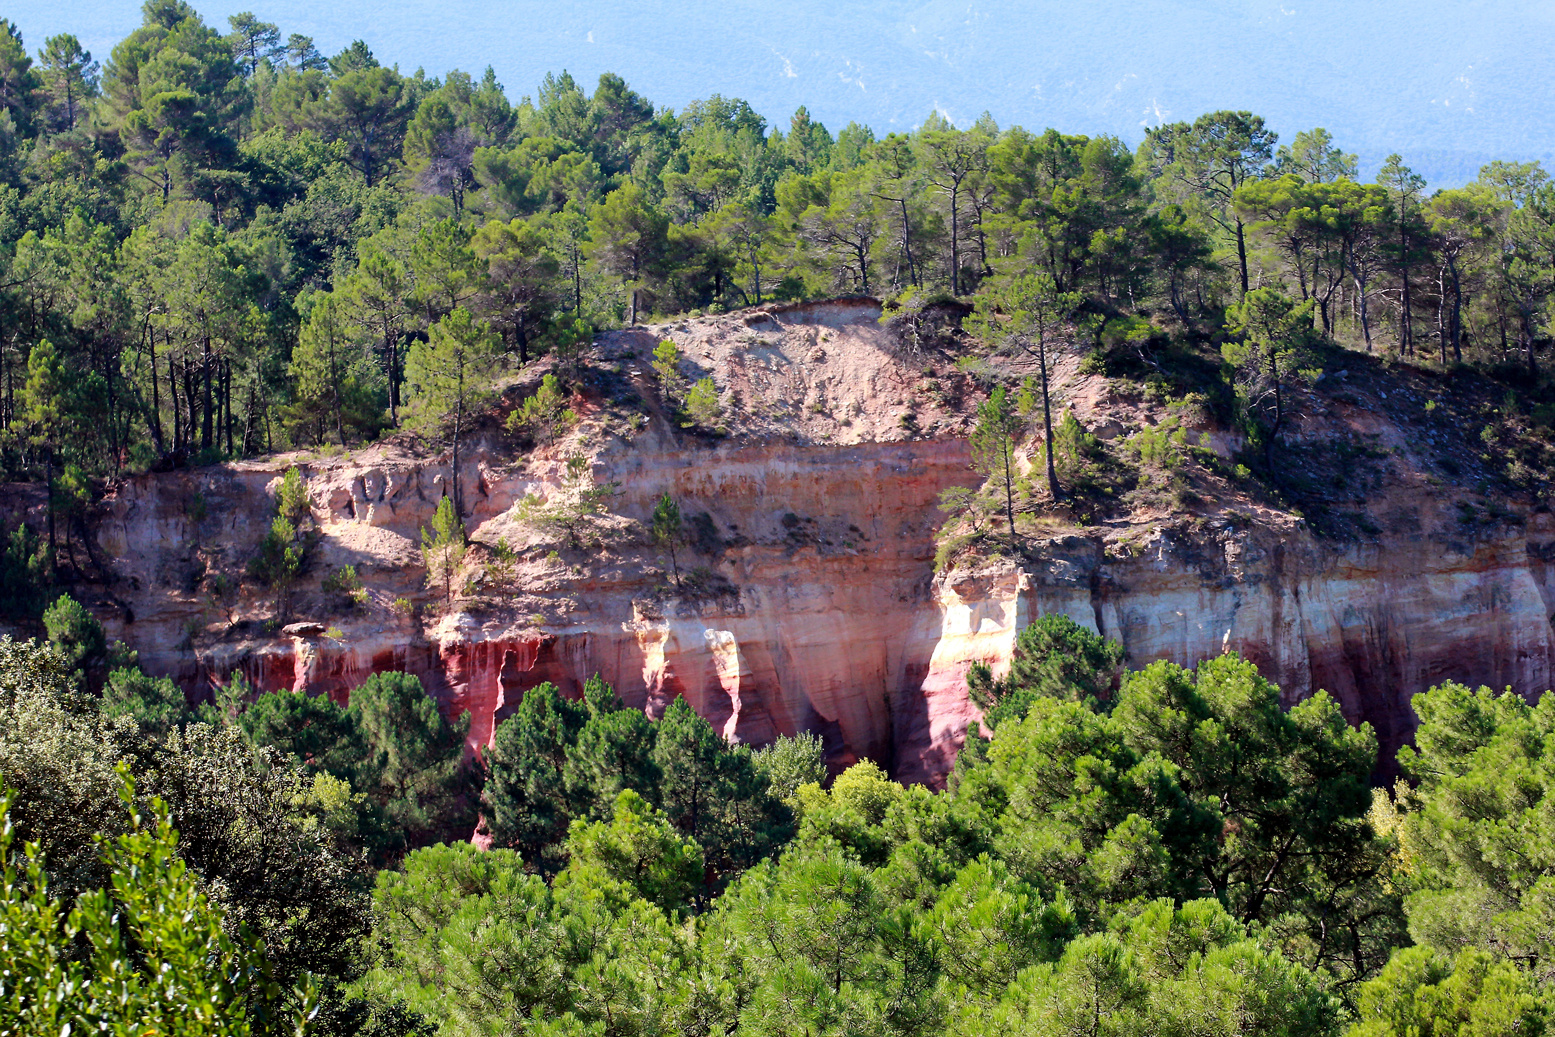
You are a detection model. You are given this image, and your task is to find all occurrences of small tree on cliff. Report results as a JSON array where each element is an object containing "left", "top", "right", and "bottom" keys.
[
  {"left": 505, "top": 372, "right": 577, "bottom": 446},
  {"left": 683, "top": 377, "right": 722, "bottom": 429},
  {"left": 421, "top": 495, "right": 465, "bottom": 606},
  {"left": 652, "top": 339, "right": 685, "bottom": 408},
  {"left": 651, "top": 492, "right": 682, "bottom": 588},
  {"left": 249, "top": 467, "right": 311, "bottom": 622},
  {"left": 969, "top": 273, "right": 1081, "bottom": 500},
  {"left": 1222, "top": 288, "right": 1321, "bottom": 469},
  {"left": 970, "top": 385, "right": 1022, "bottom": 545}
]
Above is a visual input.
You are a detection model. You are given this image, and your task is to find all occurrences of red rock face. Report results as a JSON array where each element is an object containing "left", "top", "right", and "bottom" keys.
[
  {"left": 52, "top": 303, "right": 1555, "bottom": 787},
  {"left": 120, "top": 445, "right": 1555, "bottom": 789}
]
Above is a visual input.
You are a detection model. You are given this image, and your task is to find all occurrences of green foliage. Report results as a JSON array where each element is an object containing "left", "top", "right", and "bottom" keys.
[
  {"left": 965, "top": 613, "right": 1124, "bottom": 727},
  {"left": 683, "top": 376, "right": 723, "bottom": 428},
  {"left": 238, "top": 686, "right": 363, "bottom": 778},
  {"left": 482, "top": 677, "right": 792, "bottom": 888},
  {"left": 651, "top": 696, "right": 793, "bottom": 883},
  {"left": 142, "top": 722, "right": 373, "bottom": 984},
  {"left": 420, "top": 494, "right": 466, "bottom": 605},
  {"left": 0, "top": 9, "right": 1537, "bottom": 500},
  {"left": 1387, "top": 681, "right": 1555, "bottom": 987},
  {"left": 752, "top": 730, "right": 828, "bottom": 807},
  {"left": 969, "top": 384, "right": 1021, "bottom": 541},
  {"left": 0, "top": 523, "right": 50, "bottom": 622},
  {"left": 321, "top": 563, "right": 364, "bottom": 596},
  {"left": 284, "top": 289, "right": 386, "bottom": 445},
  {"left": 1348, "top": 946, "right": 1547, "bottom": 1037},
  {"left": 651, "top": 491, "right": 682, "bottom": 585},
  {"left": 101, "top": 665, "right": 189, "bottom": 736},
  {"left": 482, "top": 680, "right": 589, "bottom": 863},
  {"left": 1223, "top": 288, "right": 1321, "bottom": 465},
  {"left": 0, "top": 636, "right": 137, "bottom": 900},
  {"left": 1052, "top": 408, "right": 1100, "bottom": 484},
  {"left": 348, "top": 670, "right": 473, "bottom": 848},
  {"left": 404, "top": 307, "right": 501, "bottom": 513},
  {"left": 516, "top": 453, "right": 619, "bottom": 548},
  {"left": 561, "top": 789, "right": 704, "bottom": 915},
  {"left": 975, "top": 898, "right": 1336, "bottom": 1037},
  {"left": 248, "top": 467, "right": 310, "bottom": 621},
  {"left": 651, "top": 338, "right": 684, "bottom": 402},
  {"left": 506, "top": 372, "right": 577, "bottom": 444},
  {"left": 0, "top": 776, "right": 308, "bottom": 1037},
  {"left": 42, "top": 592, "right": 105, "bottom": 683},
  {"left": 1126, "top": 419, "right": 1188, "bottom": 469}
]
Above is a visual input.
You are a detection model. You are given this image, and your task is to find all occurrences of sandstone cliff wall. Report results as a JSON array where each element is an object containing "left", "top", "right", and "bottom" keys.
[{"left": 50, "top": 301, "right": 1555, "bottom": 785}]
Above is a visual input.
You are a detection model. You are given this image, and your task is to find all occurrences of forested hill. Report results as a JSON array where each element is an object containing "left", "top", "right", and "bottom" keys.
[
  {"left": 9, "top": 0, "right": 1554, "bottom": 187},
  {"left": 3, "top": 0, "right": 1555, "bottom": 622}
]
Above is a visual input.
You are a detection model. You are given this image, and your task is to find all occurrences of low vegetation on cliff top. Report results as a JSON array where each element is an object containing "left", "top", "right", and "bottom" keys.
[{"left": 6, "top": 607, "right": 1555, "bottom": 1035}]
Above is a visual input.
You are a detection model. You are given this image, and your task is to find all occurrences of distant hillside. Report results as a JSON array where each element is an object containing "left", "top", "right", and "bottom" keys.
[{"left": 16, "top": 0, "right": 1555, "bottom": 187}]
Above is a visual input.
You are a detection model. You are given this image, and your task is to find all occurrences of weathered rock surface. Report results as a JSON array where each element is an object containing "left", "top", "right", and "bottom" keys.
[{"left": 36, "top": 298, "right": 1555, "bottom": 784}]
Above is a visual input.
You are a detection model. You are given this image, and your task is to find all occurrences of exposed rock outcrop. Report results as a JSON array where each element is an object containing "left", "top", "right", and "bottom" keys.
[{"left": 33, "top": 298, "right": 1555, "bottom": 785}]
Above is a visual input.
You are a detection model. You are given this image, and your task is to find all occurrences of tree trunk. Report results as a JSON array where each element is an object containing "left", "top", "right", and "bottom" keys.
[
  {"left": 1436, "top": 265, "right": 1449, "bottom": 367},
  {"left": 1399, "top": 232, "right": 1413, "bottom": 356},
  {"left": 201, "top": 336, "right": 213, "bottom": 450},
  {"left": 386, "top": 328, "right": 400, "bottom": 427},
  {"left": 1266, "top": 359, "right": 1284, "bottom": 471},
  {"left": 452, "top": 357, "right": 465, "bottom": 518},
  {"left": 572, "top": 249, "right": 582, "bottom": 314},
  {"left": 1449, "top": 257, "right": 1463, "bottom": 364},
  {"left": 185, "top": 361, "right": 199, "bottom": 454},
  {"left": 1235, "top": 218, "right": 1250, "bottom": 295},
  {"left": 950, "top": 182, "right": 960, "bottom": 295},
  {"left": 1349, "top": 247, "right": 1373, "bottom": 352},
  {"left": 1038, "top": 332, "right": 1060, "bottom": 499},
  {"left": 1001, "top": 444, "right": 1016, "bottom": 545},
  {"left": 44, "top": 452, "right": 56, "bottom": 574},
  {"left": 169, "top": 354, "right": 181, "bottom": 454},
  {"left": 330, "top": 336, "right": 345, "bottom": 445},
  {"left": 147, "top": 325, "right": 166, "bottom": 454},
  {"left": 224, "top": 359, "right": 235, "bottom": 455},
  {"left": 242, "top": 378, "right": 257, "bottom": 456}
]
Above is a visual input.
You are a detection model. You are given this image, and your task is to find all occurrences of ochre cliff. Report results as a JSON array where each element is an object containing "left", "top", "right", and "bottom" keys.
[{"left": 33, "top": 299, "right": 1555, "bottom": 784}]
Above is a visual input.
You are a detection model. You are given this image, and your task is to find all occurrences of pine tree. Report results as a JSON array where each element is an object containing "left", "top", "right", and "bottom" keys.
[
  {"left": 970, "top": 386, "right": 1021, "bottom": 544},
  {"left": 420, "top": 495, "right": 465, "bottom": 606},
  {"left": 969, "top": 273, "right": 1080, "bottom": 500},
  {"left": 651, "top": 493, "right": 682, "bottom": 587},
  {"left": 404, "top": 307, "right": 499, "bottom": 517},
  {"left": 347, "top": 671, "right": 470, "bottom": 845}
]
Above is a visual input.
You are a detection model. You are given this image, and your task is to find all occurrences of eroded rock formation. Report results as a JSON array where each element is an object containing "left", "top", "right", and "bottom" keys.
[{"left": 31, "top": 299, "right": 1555, "bottom": 785}]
